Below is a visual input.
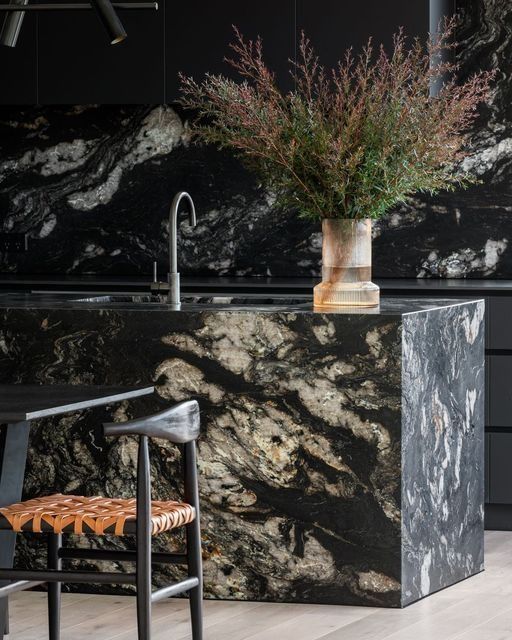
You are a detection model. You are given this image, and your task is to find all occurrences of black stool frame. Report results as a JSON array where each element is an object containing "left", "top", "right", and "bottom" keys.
[{"left": 0, "top": 400, "right": 203, "bottom": 640}]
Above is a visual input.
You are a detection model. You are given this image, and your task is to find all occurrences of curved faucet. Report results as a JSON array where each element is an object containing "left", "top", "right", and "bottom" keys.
[{"left": 167, "top": 191, "right": 197, "bottom": 307}]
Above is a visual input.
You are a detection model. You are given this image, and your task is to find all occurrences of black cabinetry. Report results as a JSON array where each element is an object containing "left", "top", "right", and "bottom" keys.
[
  {"left": 0, "top": 11, "right": 37, "bottom": 104},
  {"left": 485, "top": 432, "right": 490, "bottom": 504},
  {"left": 296, "top": 0, "right": 428, "bottom": 67},
  {"left": 488, "top": 356, "right": 512, "bottom": 427},
  {"left": 37, "top": 4, "right": 165, "bottom": 104},
  {"left": 487, "top": 297, "right": 512, "bottom": 350},
  {"left": 488, "top": 433, "right": 512, "bottom": 505},
  {"left": 0, "top": 0, "right": 435, "bottom": 104},
  {"left": 165, "top": 0, "right": 295, "bottom": 99},
  {"left": 486, "top": 295, "right": 512, "bottom": 524}
]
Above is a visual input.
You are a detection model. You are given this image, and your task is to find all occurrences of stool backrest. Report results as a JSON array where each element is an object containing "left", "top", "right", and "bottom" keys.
[
  {"left": 103, "top": 400, "right": 200, "bottom": 443},
  {"left": 103, "top": 400, "right": 201, "bottom": 538}
]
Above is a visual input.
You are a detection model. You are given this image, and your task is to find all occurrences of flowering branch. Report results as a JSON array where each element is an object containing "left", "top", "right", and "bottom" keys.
[{"left": 179, "top": 21, "right": 494, "bottom": 221}]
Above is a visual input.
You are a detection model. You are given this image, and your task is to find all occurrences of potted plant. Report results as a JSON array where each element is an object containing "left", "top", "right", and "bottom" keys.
[{"left": 179, "top": 24, "right": 493, "bottom": 308}]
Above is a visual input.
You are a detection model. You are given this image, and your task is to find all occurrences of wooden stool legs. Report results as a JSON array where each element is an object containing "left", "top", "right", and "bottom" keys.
[
  {"left": 48, "top": 533, "right": 62, "bottom": 640},
  {"left": 136, "top": 435, "right": 152, "bottom": 640},
  {"left": 185, "top": 441, "right": 203, "bottom": 640},
  {"left": 3, "top": 602, "right": 8, "bottom": 637},
  {"left": 187, "top": 519, "right": 203, "bottom": 640}
]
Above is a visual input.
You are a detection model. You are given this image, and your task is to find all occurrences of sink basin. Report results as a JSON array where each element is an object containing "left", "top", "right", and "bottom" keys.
[
  {"left": 74, "top": 294, "right": 311, "bottom": 307},
  {"left": 75, "top": 295, "right": 164, "bottom": 304},
  {"left": 187, "top": 295, "right": 311, "bottom": 306}
]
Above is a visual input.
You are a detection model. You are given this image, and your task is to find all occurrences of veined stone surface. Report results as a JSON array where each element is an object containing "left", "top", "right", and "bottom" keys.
[
  {"left": 0, "top": 297, "right": 484, "bottom": 606},
  {"left": 401, "top": 300, "right": 485, "bottom": 604},
  {"left": 0, "top": 2, "right": 509, "bottom": 278}
]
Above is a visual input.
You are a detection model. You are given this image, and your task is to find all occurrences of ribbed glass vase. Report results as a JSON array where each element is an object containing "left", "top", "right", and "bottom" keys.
[{"left": 313, "top": 219, "right": 380, "bottom": 308}]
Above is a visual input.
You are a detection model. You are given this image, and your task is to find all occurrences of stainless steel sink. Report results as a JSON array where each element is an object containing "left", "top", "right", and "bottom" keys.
[
  {"left": 75, "top": 295, "right": 164, "bottom": 304},
  {"left": 73, "top": 294, "right": 311, "bottom": 307}
]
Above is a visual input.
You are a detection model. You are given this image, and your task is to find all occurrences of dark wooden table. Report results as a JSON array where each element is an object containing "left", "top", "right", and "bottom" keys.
[{"left": 0, "top": 384, "right": 154, "bottom": 640}]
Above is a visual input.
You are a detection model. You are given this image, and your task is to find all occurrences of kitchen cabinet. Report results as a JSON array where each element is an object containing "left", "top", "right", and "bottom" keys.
[
  {"left": 485, "top": 432, "right": 490, "bottom": 503},
  {"left": 488, "top": 356, "right": 512, "bottom": 427},
  {"left": 0, "top": 11, "right": 37, "bottom": 104},
  {"left": 488, "top": 297, "right": 512, "bottom": 350},
  {"left": 165, "top": 0, "right": 296, "bottom": 100},
  {"left": 37, "top": 2, "right": 165, "bottom": 103},
  {"left": 296, "top": 0, "right": 429, "bottom": 69},
  {"left": 489, "top": 432, "right": 512, "bottom": 504},
  {"left": 0, "top": 0, "right": 437, "bottom": 104}
]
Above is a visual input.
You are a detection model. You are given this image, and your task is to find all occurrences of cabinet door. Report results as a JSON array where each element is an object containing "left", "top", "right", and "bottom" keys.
[
  {"left": 37, "top": 3, "right": 164, "bottom": 104},
  {"left": 166, "top": 0, "right": 295, "bottom": 101},
  {"left": 488, "top": 297, "right": 512, "bottom": 350},
  {"left": 489, "top": 432, "right": 512, "bottom": 504},
  {"left": 0, "top": 10, "right": 37, "bottom": 104},
  {"left": 488, "top": 356, "right": 512, "bottom": 427},
  {"left": 485, "top": 432, "right": 490, "bottom": 503},
  {"left": 296, "top": 0, "right": 429, "bottom": 69}
]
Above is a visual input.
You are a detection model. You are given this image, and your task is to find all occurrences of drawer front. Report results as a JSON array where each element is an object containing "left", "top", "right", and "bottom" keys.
[
  {"left": 489, "top": 432, "right": 512, "bottom": 504},
  {"left": 488, "top": 356, "right": 512, "bottom": 426},
  {"left": 488, "top": 297, "right": 512, "bottom": 350}
]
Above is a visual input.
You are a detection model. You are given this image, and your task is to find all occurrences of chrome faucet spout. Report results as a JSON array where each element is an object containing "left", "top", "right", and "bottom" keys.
[{"left": 167, "top": 191, "right": 197, "bottom": 307}]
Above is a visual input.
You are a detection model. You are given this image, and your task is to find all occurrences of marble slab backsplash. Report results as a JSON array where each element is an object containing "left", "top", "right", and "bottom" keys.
[{"left": 0, "top": 0, "right": 510, "bottom": 279}]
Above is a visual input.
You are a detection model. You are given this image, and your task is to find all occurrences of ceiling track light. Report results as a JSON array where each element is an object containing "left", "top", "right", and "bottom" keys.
[
  {"left": 90, "top": 0, "right": 126, "bottom": 44},
  {"left": 0, "top": 0, "right": 28, "bottom": 47},
  {"left": 0, "top": 0, "right": 158, "bottom": 47},
  {"left": 0, "top": 2, "right": 158, "bottom": 7}
]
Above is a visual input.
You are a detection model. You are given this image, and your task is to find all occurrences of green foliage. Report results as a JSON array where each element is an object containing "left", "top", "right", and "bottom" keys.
[{"left": 180, "top": 25, "right": 493, "bottom": 221}]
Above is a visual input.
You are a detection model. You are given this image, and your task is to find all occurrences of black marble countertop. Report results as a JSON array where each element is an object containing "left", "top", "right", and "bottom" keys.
[
  {"left": 0, "top": 292, "right": 481, "bottom": 316},
  {"left": 0, "top": 275, "right": 509, "bottom": 296}
]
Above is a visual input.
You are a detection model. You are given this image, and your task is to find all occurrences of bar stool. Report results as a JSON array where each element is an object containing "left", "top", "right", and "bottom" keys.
[{"left": 0, "top": 399, "right": 203, "bottom": 640}]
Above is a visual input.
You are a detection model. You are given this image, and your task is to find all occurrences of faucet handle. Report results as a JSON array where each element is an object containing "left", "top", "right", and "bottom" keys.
[{"left": 150, "top": 261, "right": 168, "bottom": 293}]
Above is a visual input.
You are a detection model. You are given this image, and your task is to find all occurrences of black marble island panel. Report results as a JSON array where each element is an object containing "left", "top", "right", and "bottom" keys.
[{"left": 0, "top": 296, "right": 484, "bottom": 607}]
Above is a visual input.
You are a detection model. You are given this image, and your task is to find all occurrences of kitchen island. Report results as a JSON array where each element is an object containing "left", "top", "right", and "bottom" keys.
[{"left": 0, "top": 294, "right": 484, "bottom": 607}]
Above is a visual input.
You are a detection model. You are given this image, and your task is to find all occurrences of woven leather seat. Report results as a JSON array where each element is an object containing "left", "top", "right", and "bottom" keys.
[{"left": 0, "top": 493, "right": 195, "bottom": 536}]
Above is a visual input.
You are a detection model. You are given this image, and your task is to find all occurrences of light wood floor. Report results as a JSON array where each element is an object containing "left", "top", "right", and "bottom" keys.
[{"left": 7, "top": 531, "right": 512, "bottom": 640}]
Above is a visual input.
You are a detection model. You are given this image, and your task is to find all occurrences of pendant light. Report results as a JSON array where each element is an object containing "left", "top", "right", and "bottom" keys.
[
  {"left": 90, "top": 0, "right": 126, "bottom": 45},
  {"left": 0, "top": 0, "right": 157, "bottom": 47}
]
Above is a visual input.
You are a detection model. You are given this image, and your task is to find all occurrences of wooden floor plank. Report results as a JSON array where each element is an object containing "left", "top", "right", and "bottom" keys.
[
  {"left": 9, "top": 593, "right": 135, "bottom": 639},
  {"left": 315, "top": 594, "right": 462, "bottom": 640},
  {"left": 5, "top": 531, "right": 512, "bottom": 640},
  {"left": 177, "top": 602, "right": 314, "bottom": 640},
  {"left": 239, "top": 605, "right": 376, "bottom": 640},
  {"left": 111, "top": 600, "right": 266, "bottom": 640},
  {"left": 380, "top": 594, "right": 512, "bottom": 640},
  {"left": 453, "top": 606, "right": 512, "bottom": 640},
  {"left": 6, "top": 590, "right": 91, "bottom": 636},
  {"left": 60, "top": 594, "right": 189, "bottom": 640}
]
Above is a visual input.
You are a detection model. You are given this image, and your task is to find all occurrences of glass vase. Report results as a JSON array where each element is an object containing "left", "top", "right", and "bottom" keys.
[{"left": 313, "top": 218, "right": 380, "bottom": 308}]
